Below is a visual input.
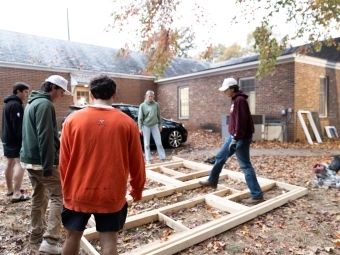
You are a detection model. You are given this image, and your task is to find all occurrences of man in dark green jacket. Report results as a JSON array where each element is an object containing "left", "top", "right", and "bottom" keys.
[{"left": 20, "top": 75, "right": 72, "bottom": 254}]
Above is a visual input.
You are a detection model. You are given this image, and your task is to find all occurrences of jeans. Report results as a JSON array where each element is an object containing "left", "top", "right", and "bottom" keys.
[
  {"left": 208, "top": 136, "right": 263, "bottom": 199},
  {"left": 26, "top": 166, "right": 63, "bottom": 244},
  {"left": 142, "top": 124, "right": 166, "bottom": 161}
]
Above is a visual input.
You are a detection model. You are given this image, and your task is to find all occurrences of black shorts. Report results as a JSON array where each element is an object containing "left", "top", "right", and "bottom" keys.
[
  {"left": 3, "top": 144, "right": 21, "bottom": 158},
  {"left": 61, "top": 203, "right": 128, "bottom": 232}
]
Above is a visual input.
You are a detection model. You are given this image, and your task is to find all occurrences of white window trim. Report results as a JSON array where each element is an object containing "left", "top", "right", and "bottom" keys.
[
  {"left": 319, "top": 76, "right": 328, "bottom": 118},
  {"left": 74, "top": 85, "right": 91, "bottom": 106},
  {"left": 239, "top": 77, "right": 256, "bottom": 115},
  {"left": 178, "top": 86, "right": 189, "bottom": 119}
]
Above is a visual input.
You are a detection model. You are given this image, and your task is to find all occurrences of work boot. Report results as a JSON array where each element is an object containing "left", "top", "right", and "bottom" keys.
[
  {"left": 242, "top": 197, "right": 265, "bottom": 205},
  {"left": 38, "top": 240, "right": 62, "bottom": 254},
  {"left": 199, "top": 181, "right": 217, "bottom": 189}
]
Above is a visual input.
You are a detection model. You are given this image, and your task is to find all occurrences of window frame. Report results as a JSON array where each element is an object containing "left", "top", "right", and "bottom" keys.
[
  {"left": 178, "top": 86, "right": 189, "bottom": 119},
  {"left": 319, "top": 76, "right": 328, "bottom": 118},
  {"left": 74, "top": 87, "right": 90, "bottom": 106},
  {"left": 239, "top": 77, "right": 256, "bottom": 114}
]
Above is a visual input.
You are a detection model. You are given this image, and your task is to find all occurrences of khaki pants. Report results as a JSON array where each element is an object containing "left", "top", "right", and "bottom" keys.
[{"left": 27, "top": 166, "right": 63, "bottom": 244}]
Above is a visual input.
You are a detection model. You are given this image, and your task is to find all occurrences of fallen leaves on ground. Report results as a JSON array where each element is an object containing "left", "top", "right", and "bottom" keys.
[{"left": 0, "top": 131, "right": 340, "bottom": 254}]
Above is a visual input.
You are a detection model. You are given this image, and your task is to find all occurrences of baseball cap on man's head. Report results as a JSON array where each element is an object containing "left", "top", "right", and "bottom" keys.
[
  {"left": 45, "top": 75, "right": 72, "bottom": 95},
  {"left": 218, "top": 78, "right": 238, "bottom": 91}
]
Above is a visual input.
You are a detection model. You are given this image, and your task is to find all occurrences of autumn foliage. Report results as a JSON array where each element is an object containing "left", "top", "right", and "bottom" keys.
[{"left": 108, "top": 0, "right": 340, "bottom": 79}]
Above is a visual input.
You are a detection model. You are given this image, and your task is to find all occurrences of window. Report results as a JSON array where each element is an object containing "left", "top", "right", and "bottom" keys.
[
  {"left": 116, "top": 105, "right": 139, "bottom": 122},
  {"left": 239, "top": 78, "right": 255, "bottom": 114},
  {"left": 319, "top": 76, "right": 328, "bottom": 117},
  {"left": 76, "top": 90, "right": 90, "bottom": 106},
  {"left": 179, "top": 87, "right": 189, "bottom": 119}
]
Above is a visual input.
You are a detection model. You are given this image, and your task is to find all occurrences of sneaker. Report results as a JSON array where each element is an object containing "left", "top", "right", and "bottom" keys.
[
  {"left": 199, "top": 181, "right": 217, "bottom": 189},
  {"left": 242, "top": 197, "right": 265, "bottom": 205},
  {"left": 146, "top": 161, "right": 151, "bottom": 165},
  {"left": 161, "top": 159, "right": 167, "bottom": 162},
  {"left": 38, "top": 240, "right": 62, "bottom": 254}
]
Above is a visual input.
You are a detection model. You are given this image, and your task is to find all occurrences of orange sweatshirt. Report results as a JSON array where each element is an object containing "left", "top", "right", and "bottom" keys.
[{"left": 60, "top": 106, "right": 146, "bottom": 213}]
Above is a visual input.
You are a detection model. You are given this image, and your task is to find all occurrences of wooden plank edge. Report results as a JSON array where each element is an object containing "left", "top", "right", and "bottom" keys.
[
  {"left": 135, "top": 187, "right": 308, "bottom": 255},
  {"left": 80, "top": 236, "right": 100, "bottom": 255},
  {"left": 157, "top": 212, "right": 191, "bottom": 232}
]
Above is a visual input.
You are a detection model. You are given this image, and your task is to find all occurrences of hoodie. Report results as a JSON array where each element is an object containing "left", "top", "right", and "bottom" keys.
[
  {"left": 228, "top": 91, "right": 254, "bottom": 140},
  {"left": 1, "top": 95, "right": 24, "bottom": 146},
  {"left": 138, "top": 100, "right": 162, "bottom": 128},
  {"left": 20, "top": 91, "right": 59, "bottom": 177}
]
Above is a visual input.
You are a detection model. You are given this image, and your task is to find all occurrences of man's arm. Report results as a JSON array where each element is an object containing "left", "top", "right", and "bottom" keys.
[
  {"left": 232, "top": 98, "right": 250, "bottom": 140},
  {"left": 128, "top": 124, "right": 146, "bottom": 201},
  {"left": 59, "top": 120, "right": 71, "bottom": 185},
  {"left": 9, "top": 103, "right": 24, "bottom": 141},
  {"left": 35, "top": 102, "right": 55, "bottom": 177},
  {"left": 137, "top": 103, "right": 144, "bottom": 131}
]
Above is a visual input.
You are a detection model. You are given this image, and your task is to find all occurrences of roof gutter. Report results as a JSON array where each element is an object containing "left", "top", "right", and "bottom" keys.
[
  {"left": 294, "top": 54, "right": 340, "bottom": 69},
  {"left": 157, "top": 54, "right": 295, "bottom": 84},
  {"left": 0, "top": 61, "right": 154, "bottom": 81}
]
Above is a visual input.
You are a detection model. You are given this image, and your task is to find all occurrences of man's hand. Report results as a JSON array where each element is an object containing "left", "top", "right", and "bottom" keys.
[
  {"left": 139, "top": 129, "right": 143, "bottom": 135},
  {"left": 228, "top": 139, "right": 237, "bottom": 153},
  {"left": 159, "top": 126, "right": 162, "bottom": 132}
]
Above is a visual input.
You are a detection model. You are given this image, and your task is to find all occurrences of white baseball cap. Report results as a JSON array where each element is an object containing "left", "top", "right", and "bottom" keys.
[
  {"left": 218, "top": 78, "right": 238, "bottom": 91},
  {"left": 45, "top": 75, "right": 72, "bottom": 96}
]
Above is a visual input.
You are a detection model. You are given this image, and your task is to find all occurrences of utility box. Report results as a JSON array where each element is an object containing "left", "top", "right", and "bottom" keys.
[
  {"left": 221, "top": 114, "right": 265, "bottom": 141},
  {"left": 265, "top": 122, "right": 284, "bottom": 141}
]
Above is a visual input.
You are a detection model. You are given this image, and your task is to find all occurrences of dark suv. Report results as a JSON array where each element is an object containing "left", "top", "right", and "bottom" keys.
[{"left": 60, "top": 104, "right": 188, "bottom": 148}]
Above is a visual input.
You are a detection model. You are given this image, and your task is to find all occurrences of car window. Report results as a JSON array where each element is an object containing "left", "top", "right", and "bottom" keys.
[
  {"left": 114, "top": 106, "right": 137, "bottom": 122},
  {"left": 126, "top": 106, "right": 139, "bottom": 121}
]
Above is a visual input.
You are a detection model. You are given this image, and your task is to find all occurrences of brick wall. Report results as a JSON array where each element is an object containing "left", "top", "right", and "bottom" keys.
[
  {"left": 0, "top": 67, "right": 73, "bottom": 130},
  {"left": 0, "top": 67, "right": 156, "bottom": 131},
  {"left": 1, "top": 62, "right": 339, "bottom": 143},
  {"left": 113, "top": 77, "right": 156, "bottom": 105},
  {"left": 295, "top": 62, "right": 340, "bottom": 141},
  {"left": 157, "top": 63, "right": 297, "bottom": 141}
]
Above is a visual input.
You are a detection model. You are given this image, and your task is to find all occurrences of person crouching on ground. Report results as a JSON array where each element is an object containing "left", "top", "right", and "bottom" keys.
[{"left": 199, "top": 77, "right": 264, "bottom": 205}]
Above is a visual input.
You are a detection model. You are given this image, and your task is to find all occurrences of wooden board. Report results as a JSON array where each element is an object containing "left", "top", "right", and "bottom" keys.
[{"left": 80, "top": 157, "right": 307, "bottom": 254}]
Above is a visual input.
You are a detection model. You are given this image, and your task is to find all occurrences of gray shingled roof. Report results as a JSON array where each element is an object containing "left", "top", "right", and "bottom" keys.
[
  {"left": 210, "top": 39, "right": 340, "bottom": 70},
  {"left": 0, "top": 29, "right": 210, "bottom": 78},
  {"left": 1, "top": 29, "right": 338, "bottom": 78}
]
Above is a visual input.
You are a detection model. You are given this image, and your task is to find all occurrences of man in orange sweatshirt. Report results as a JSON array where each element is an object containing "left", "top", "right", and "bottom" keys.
[{"left": 59, "top": 75, "right": 146, "bottom": 255}]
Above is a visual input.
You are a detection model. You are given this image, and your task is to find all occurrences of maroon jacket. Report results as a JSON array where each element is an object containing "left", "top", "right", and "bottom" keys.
[{"left": 228, "top": 91, "right": 254, "bottom": 140}]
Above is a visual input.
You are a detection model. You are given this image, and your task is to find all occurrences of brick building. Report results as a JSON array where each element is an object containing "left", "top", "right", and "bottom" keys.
[
  {"left": 157, "top": 47, "right": 340, "bottom": 142},
  {"left": 0, "top": 29, "right": 208, "bottom": 129},
  {"left": 1, "top": 29, "right": 339, "bottom": 142}
]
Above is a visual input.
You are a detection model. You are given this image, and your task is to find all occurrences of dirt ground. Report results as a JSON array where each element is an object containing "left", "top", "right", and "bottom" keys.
[{"left": 0, "top": 131, "right": 340, "bottom": 254}]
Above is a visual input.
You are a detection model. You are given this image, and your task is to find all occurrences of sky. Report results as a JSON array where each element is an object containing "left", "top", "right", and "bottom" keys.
[{"left": 0, "top": 0, "right": 338, "bottom": 56}]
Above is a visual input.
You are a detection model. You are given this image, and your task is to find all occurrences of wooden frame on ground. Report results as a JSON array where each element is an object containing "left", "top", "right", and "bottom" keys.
[{"left": 81, "top": 157, "right": 307, "bottom": 255}]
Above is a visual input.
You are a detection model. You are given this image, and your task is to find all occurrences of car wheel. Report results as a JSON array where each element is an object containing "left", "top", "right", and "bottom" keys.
[{"left": 167, "top": 130, "right": 183, "bottom": 148}]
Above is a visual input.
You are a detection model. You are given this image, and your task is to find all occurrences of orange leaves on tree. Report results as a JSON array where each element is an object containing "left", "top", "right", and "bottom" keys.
[{"left": 109, "top": 0, "right": 199, "bottom": 78}]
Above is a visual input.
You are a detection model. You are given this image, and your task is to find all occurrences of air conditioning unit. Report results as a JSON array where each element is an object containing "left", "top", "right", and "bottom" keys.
[{"left": 221, "top": 114, "right": 265, "bottom": 141}]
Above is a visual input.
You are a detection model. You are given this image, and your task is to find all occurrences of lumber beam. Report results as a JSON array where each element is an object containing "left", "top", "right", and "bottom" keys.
[
  {"left": 157, "top": 212, "right": 190, "bottom": 232},
  {"left": 80, "top": 157, "right": 308, "bottom": 255}
]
